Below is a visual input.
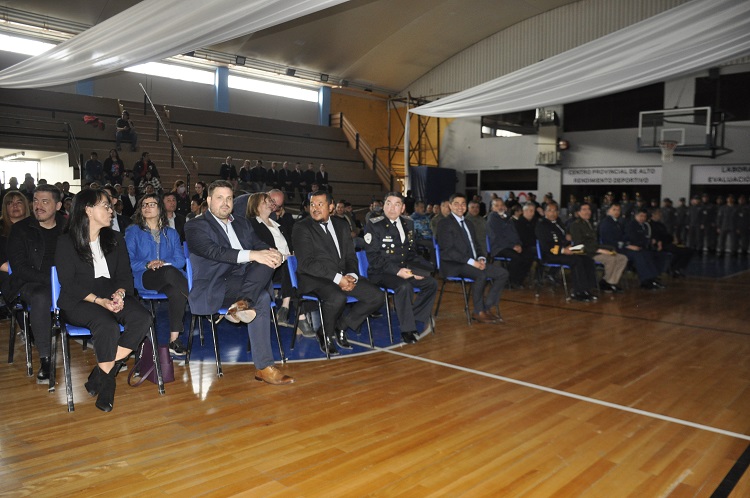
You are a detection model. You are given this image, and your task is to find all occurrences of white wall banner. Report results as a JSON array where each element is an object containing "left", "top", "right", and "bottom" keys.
[
  {"left": 562, "top": 167, "right": 662, "bottom": 186},
  {"left": 691, "top": 164, "right": 750, "bottom": 185}
]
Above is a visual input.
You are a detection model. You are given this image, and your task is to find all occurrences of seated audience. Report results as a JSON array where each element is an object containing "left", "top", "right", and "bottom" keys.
[
  {"left": 626, "top": 209, "right": 672, "bottom": 284},
  {"left": 125, "top": 194, "right": 188, "bottom": 356},
  {"left": 600, "top": 204, "right": 665, "bottom": 290},
  {"left": 410, "top": 200, "right": 436, "bottom": 264},
  {"left": 55, "top": 188, "right": 151, "bottom": 412},
  {"left": 138, "top": 171, "right": 162, "bottom": 196},
  {"left": 132, "top": 152, "right": 160, "bottom": 186},
  {"left": 465, "top": 200, "right": 487, "bottom": 251},
  {"left": 569, "top": 202, "right": 627, "bottom": 292},
  {"left": 430, "top": 201, "right": 450, "bottom": 237},
  {"left": 121, "top": 183, "right": 139, "bottom": 218},
  {"left": 316, "top": 163, "right": 331, "bottom": 193},
  {"left": 162, "top": 191, "right": 186, "bottom": 242},
  {"left": 192, "top": 181, "right": 208, "bottom": 205},
  {"left": 649, "top": 208, "right": 693, "bottom": 277},
  {"left": 84, "top": 152, "right": 103, "bottom": 183},
  {"left": 437, "top": 193, "right": 508, "bottom": 323},
  {"left": 103, "top": 185, "right": 130, "bottom": 232},
  {"left": 536, "top": 201, "right": 599, "bottom": 302}
]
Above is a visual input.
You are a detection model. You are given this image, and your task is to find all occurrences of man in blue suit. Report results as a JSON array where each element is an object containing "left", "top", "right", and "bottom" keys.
[{"left": 184, "top": 180, "right": 294, "bottom": 385}]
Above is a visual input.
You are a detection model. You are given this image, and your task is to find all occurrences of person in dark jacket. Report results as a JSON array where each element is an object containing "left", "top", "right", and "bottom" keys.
[
  {"left": 569, "top": 203, "right": 627, "bottom": 292},
  {"left": 7, "top": 185, "right": 65, "bottom": 383},
  {"left": 487, "top": 198, "right": 533, "bottom": 288},
  {"left": 649, "top": 208, "right": 693, "bottom": 277}
]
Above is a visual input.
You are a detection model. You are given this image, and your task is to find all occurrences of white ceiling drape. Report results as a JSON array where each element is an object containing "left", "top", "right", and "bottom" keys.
[
  {"left": 410, "top": 0, "right": 750, "bottom": 118},
  {"left": 0, "top": 0, "right": 350, "bottom": 89}
]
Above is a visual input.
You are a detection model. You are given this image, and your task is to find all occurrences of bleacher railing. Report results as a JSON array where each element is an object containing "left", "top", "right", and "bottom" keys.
[
  {"left": 330, "top": 112, "right": 393, "bottom": 191},
  {"left": 138, "top": 83, "right": 191, "bottom": 192},
  {"left": 64, "top": 122, "right": 83, "bottom": 179}
]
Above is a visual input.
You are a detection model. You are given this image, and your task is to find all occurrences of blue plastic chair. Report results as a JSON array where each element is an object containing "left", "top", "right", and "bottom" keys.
[
  {"left": 486, "top": 235, "right": 512, "bottom": 265},
  {"left": 50, "top": 266, "right": 165, "bottom": 412},
  {"left": 534, "top": 240, "right": 571, "bottom": 300},
  {"left": 433, "top": 240, "right": 474, "bottom": 325},
  {"left": 286, "top": 255, "right": 372, "bottom": 358},
  {"left": 184, "top": 244, "right": 285, "bottom": 376}
]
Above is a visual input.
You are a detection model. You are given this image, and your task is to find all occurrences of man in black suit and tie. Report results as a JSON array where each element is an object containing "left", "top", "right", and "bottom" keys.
[
  {"left": 437, "top": 193, "right": 508, "bottom": 324},
  {"left": 292, "top": 190, "right": 382, "bottom": 354},
  {"left": 120, "top": 183, "right": 139, "bottom": 218},
  {"left": 184, "top": 180, "right": 294, "bottom": 385}
]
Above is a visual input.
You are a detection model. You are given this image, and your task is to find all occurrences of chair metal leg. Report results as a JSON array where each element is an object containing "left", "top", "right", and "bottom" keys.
[
  {"left": 271, "top": 308, "right": 286, "bottom": 364},
  {"left": 148, "top": 326, "right": 165, "bottom": 395},
  {"left": 460, "top": 280, "right": 472, "bottom": 326},
  {"left": 365, "top": 317, "right": 373, "bottom": 348},
  {"left": 317, "top": 301, "right": 330, "bottom": 360},
  {"left": 22, "top": 311, "right": 33, "bottom": 376},
  {"left": 290, "top": 299, "right": 299, "bottom": 351},
  {"left": 435, "top": 280, "right": 447, "bottom": 317},
  {"left": 48, "top": 325, "right": 57, "bottom": 393},
  {"left": 209, "top": 315, "right": 223, "bottom": 377},
  {"left": 8, "top": 307, "right": 15, "bottom": 363},
  {"left": 384, "top": 291, "right": 393, "bottom": 344},
  {"left": 61, "top": 329, "right": 74, "bottom": 412},
  {"left": 561, "top": 267, "right": 570, "bottom": 301},
  {"left": 186, "top": 315, "right": 196, "bottom": 365}
]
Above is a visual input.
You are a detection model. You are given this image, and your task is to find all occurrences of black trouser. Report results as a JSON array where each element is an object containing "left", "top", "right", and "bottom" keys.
[
  {"left": 300, "top": 276, "right": 382, "bottom": 338},
  {"left": 19, "top": 282, "right": 53, "bottom": 357},
  {"left": 369, "top": 273, "right": 437, "bottom": 333},
  {"left": 663, "top": 244, "right": 693, "bottom": 270},
  {"left": 622, "top": 249, "right": 660, "bottom": 283},
  {"left": 271, "top": 261, "right": 293, "bottom": 300},
  {"left": 61, "top": 295, "right": 149, "bottom": 363},
  {"left": 495, "top": 247, "right": 534, "bottom": 285},
  {"left": 441, "top": 261, "right": 509, "bottom": 314},
  {"left": 142, "top": 266, "right": 188, "bottom": 333},
  {"left": 544, "top": 254, "right": 598, "bottom": 293}
]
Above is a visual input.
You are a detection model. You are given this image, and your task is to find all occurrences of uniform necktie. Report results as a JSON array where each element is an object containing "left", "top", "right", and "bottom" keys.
[
  {"left": 460, "top": 219, "right": 477, "bottom": 259},
  {"left": 395, "top": 219, "right": 405, "bottom": 243}
]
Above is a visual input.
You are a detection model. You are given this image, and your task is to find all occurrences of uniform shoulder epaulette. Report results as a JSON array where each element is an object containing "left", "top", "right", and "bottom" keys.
[{"left": 371, "top": 215, "right": 386, "bottom": 223}]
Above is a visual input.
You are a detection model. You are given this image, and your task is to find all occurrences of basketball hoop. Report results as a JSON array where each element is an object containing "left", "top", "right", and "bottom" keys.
[{"left": 659, "top": 140, "right": 678, "bottom": 163}]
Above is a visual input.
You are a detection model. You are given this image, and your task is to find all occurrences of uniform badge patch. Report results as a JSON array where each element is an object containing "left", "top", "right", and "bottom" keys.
[{"left": 364, "top": 233, "right": 372, "bottom": 244}]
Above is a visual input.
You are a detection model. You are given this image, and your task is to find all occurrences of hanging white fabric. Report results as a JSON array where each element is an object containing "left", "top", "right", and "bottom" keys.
[
  {"left": 0, "top": 0, "right": 350, "bottom": 89},
  {"left": 409, "top": 0, "right": 750, "bottom": 118}
]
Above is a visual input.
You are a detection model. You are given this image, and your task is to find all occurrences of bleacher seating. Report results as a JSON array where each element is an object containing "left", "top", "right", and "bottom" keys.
[{"left": 0, "top": 89, "right": 387, "bottom": 209}]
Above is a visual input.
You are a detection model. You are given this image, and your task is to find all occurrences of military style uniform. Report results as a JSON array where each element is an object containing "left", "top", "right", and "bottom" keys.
[{"left": 364, "top": 215, "right": 437, "bottom": 335}]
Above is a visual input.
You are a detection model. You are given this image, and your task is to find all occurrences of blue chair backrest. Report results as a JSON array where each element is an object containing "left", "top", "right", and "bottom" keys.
[
  {"left": 536, "top": 240, "right": 543, "bottom": 260},
  {"left": 184, "top": 246, "right": 194, "bottom": 291},
  {"left": 286, "top": 255, "right": 299, "bottom": 290},
  {"left": 356, "top": 251, "right": 369, "bottom": 278},
  {"left": 51, "top": 266, "right": 60, "bottom": 311},
  {"left": 433, "top": 241, "right": 442, "bottom": 271},
  {"left": 486, "top": 234, "right": 491, "bottom": 254}
]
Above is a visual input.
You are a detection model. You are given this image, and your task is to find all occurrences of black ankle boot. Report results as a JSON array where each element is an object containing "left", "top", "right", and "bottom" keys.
[
  {"left": 85, "top": 366, "right": 104, "bottom": 397},
  {"left": 36, "top": 357, "right": 50, "bottom": 384},
  {"left": 95, "top": 368, "right": 117, "bottom": 413}
]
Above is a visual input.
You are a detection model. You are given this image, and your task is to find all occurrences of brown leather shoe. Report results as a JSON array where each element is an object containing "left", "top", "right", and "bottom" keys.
[
  {"left": 225, "top": 300, "right": 257, "bottom": 324},
  {"left": 472, "top": 310, "right": 497, "bottom": 324},
  {"left": 485, "top": 311, "right": 505, "bottom": 324},
  {"left": 254, "top": 365, "right": 295, "bottom": 385}
]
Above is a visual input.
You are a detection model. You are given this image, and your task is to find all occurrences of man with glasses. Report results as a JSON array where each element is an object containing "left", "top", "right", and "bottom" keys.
[
  {"left": 7, "top": 185, "right": 65, "bottom": 382},
  {"left": 292, "top": 190, "right": 381, "bottom": 354},
  {"left": 103, "top": 185, "right": 130, "bottom": 232}
]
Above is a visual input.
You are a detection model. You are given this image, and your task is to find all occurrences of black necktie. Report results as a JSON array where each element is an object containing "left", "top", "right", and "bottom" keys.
[{"left": 460, "top": 219, "right": 477, "bottom": 259}]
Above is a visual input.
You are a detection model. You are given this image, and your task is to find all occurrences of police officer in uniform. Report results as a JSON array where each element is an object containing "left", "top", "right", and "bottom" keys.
[{"left": 365, "top": 192, "right": 437, "bottom": 344}]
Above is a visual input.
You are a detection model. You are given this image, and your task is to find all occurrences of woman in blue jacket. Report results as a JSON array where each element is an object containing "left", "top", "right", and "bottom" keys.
[{"left": 125, "top": 193, "right": 188, "bottom": 356}]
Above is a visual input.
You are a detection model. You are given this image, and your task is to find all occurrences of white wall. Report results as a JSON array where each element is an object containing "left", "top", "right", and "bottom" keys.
[
  {"left": 39, "top": 152, "right": 74, "bottom": 187},
  {"left": 439, "top": 69, "right": 750, "bottom": 201}
]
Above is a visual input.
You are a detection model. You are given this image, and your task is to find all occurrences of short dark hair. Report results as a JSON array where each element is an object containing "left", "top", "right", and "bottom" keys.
[
  {"left": 383, "top": 191, "right": 404, "bottom": 202},
  {"left": 34, "top": 184, "right": 62, "bottom": 204},
  {"left": 208, "top": 180, "right": 234, "bottom": 196},
  {"left": 544, "top": 201, "right": 559, "bottom": 210},
  {"left": 162, "top": 191, "right": 177, "bottom": 202},
  {"left": 449, "top": 193, "right": 467, "bottom": 203},
  {"left": 309, "top": 190, "right": 333, "bottom": 204}
]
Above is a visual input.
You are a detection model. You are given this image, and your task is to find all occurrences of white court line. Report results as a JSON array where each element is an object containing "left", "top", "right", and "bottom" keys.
[{"left": 351, "top": 340, "right": 750, "bottom": 442}]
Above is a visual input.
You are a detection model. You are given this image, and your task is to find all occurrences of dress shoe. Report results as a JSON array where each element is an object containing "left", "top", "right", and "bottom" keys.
[
  {"left": 369, "top": 311, "right": 383, "bottom": 319},
  {"left": 315, "top": 329, "right": 339, "bottom": 355},
  {"left": 599, "top": 279, "right": 614, "bottom": 293},
  {"left": 297, "top": 318, "right": 315, "bottom": 337},
  {"left": 422, "top": 316, "right": 435, "bottom": 335},
  {"left": 36, "top": 357, "right": 50, "bottom": 384},
  {"left": 85, "top": 366, "right": 103, "bottom": 397},
  {"left": 401, "top": 331, "right": 418, "bottom": 344},
  {"left": 571, "top": 292, "right": 591, "bottom": 302},
  {"left": 335, "top": 329, "right": 353, "bottom": 350},
  {"left": 254, "top": 365, "right": 295, "bottom": 385},
  {"left": 472, "top": 310, "right": 497, "bottom": 324},
  {"left": 583, "top": 291, "right": 598, "bottom": 301},
  {"left": 485, "top": 311, "right": 505, "bottom": 323},
  {"left": 224, "top": 300, "right": 257, "bottom": 323},
  {"left": 95, "top": 368, "right": 117, "bottom": 412}
]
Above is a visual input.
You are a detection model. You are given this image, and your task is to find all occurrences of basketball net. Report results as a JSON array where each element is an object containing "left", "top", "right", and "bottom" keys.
[{"left": 659, "top": 140, "right": 678, "bottom": 163}]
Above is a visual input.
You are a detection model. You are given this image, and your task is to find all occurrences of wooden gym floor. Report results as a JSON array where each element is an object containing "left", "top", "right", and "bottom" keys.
[{"left": 2, "top": 270, "right": 750, "bottom": 497}]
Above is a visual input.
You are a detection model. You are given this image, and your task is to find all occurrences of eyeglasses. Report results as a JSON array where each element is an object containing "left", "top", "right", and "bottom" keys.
[
  {"left": 265, "top": 198, "right": 277, "bottom": 207},
  {"left": 142, "top": 202, "right": 158, "bottom": 208},
  {"left": 97, "top": 202, "right": 113, "bottom": 211}
]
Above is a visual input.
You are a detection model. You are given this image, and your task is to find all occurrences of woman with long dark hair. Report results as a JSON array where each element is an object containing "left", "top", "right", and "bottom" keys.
[
  {"left": 103, "top": 149, "right": 125, "bottom": 185},
  {"left": 55, "top": 188, "right": 150, "bottom": 412},
  {"left": 125, "top": 194, "right": 188, "bottom": 355}
]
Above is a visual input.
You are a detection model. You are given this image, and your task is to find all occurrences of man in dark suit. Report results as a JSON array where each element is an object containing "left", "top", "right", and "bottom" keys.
[
  {"left": 184, "top": 180, "right": 293, "bottom": 385},
  {"left": 7, "top": 185, "right": 65, "bottom": 383},
  {"left": 316, "top": 163, "right": 331, "bottom": 193},
  {"left": 120, "top": 183, "right": 139, "bottom": 218},
  {"left": 364, "top": 192, "right": 437, "bottom": 344},
  {"left": 437, "top": 193, "right": 508, "bottom": 324},
  {"left": 302, "top": 163, "right": 317, "bottom": 195},
  {"left": 163, "top": 191, "right": 186, "bottom": 242},
  {"left": 487, "top": 198, "right": 534, "bottom": 288},
  {"left": 103, "top": 185, "right": 130, "bottom": 232},
  {"left": 292, "top": 190, "right": 382, "bottom": 354}
]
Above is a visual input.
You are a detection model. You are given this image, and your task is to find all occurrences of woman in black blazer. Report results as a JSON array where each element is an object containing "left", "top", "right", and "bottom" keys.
[
  {"left": 55, "top": 188, "right": 150, "bottom": 412},
  {"left": 246, "top": 192, "right": 294, "bottom": 325}
]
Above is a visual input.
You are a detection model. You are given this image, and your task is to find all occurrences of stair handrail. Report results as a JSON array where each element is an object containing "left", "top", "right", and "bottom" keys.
[
  {"left": 63, "top": 122, "right": 83, "bottom": 181},
  {"left": 331, "top": 112, "right": 393, "bottom": 191},
  {"left": 138, "top": 83, "right": 191, "bottom": 193}
]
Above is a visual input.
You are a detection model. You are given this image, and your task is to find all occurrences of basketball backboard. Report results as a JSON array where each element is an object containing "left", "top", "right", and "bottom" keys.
[{"left": 637, "top": 106, "right": 731, "bottom": 158}]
